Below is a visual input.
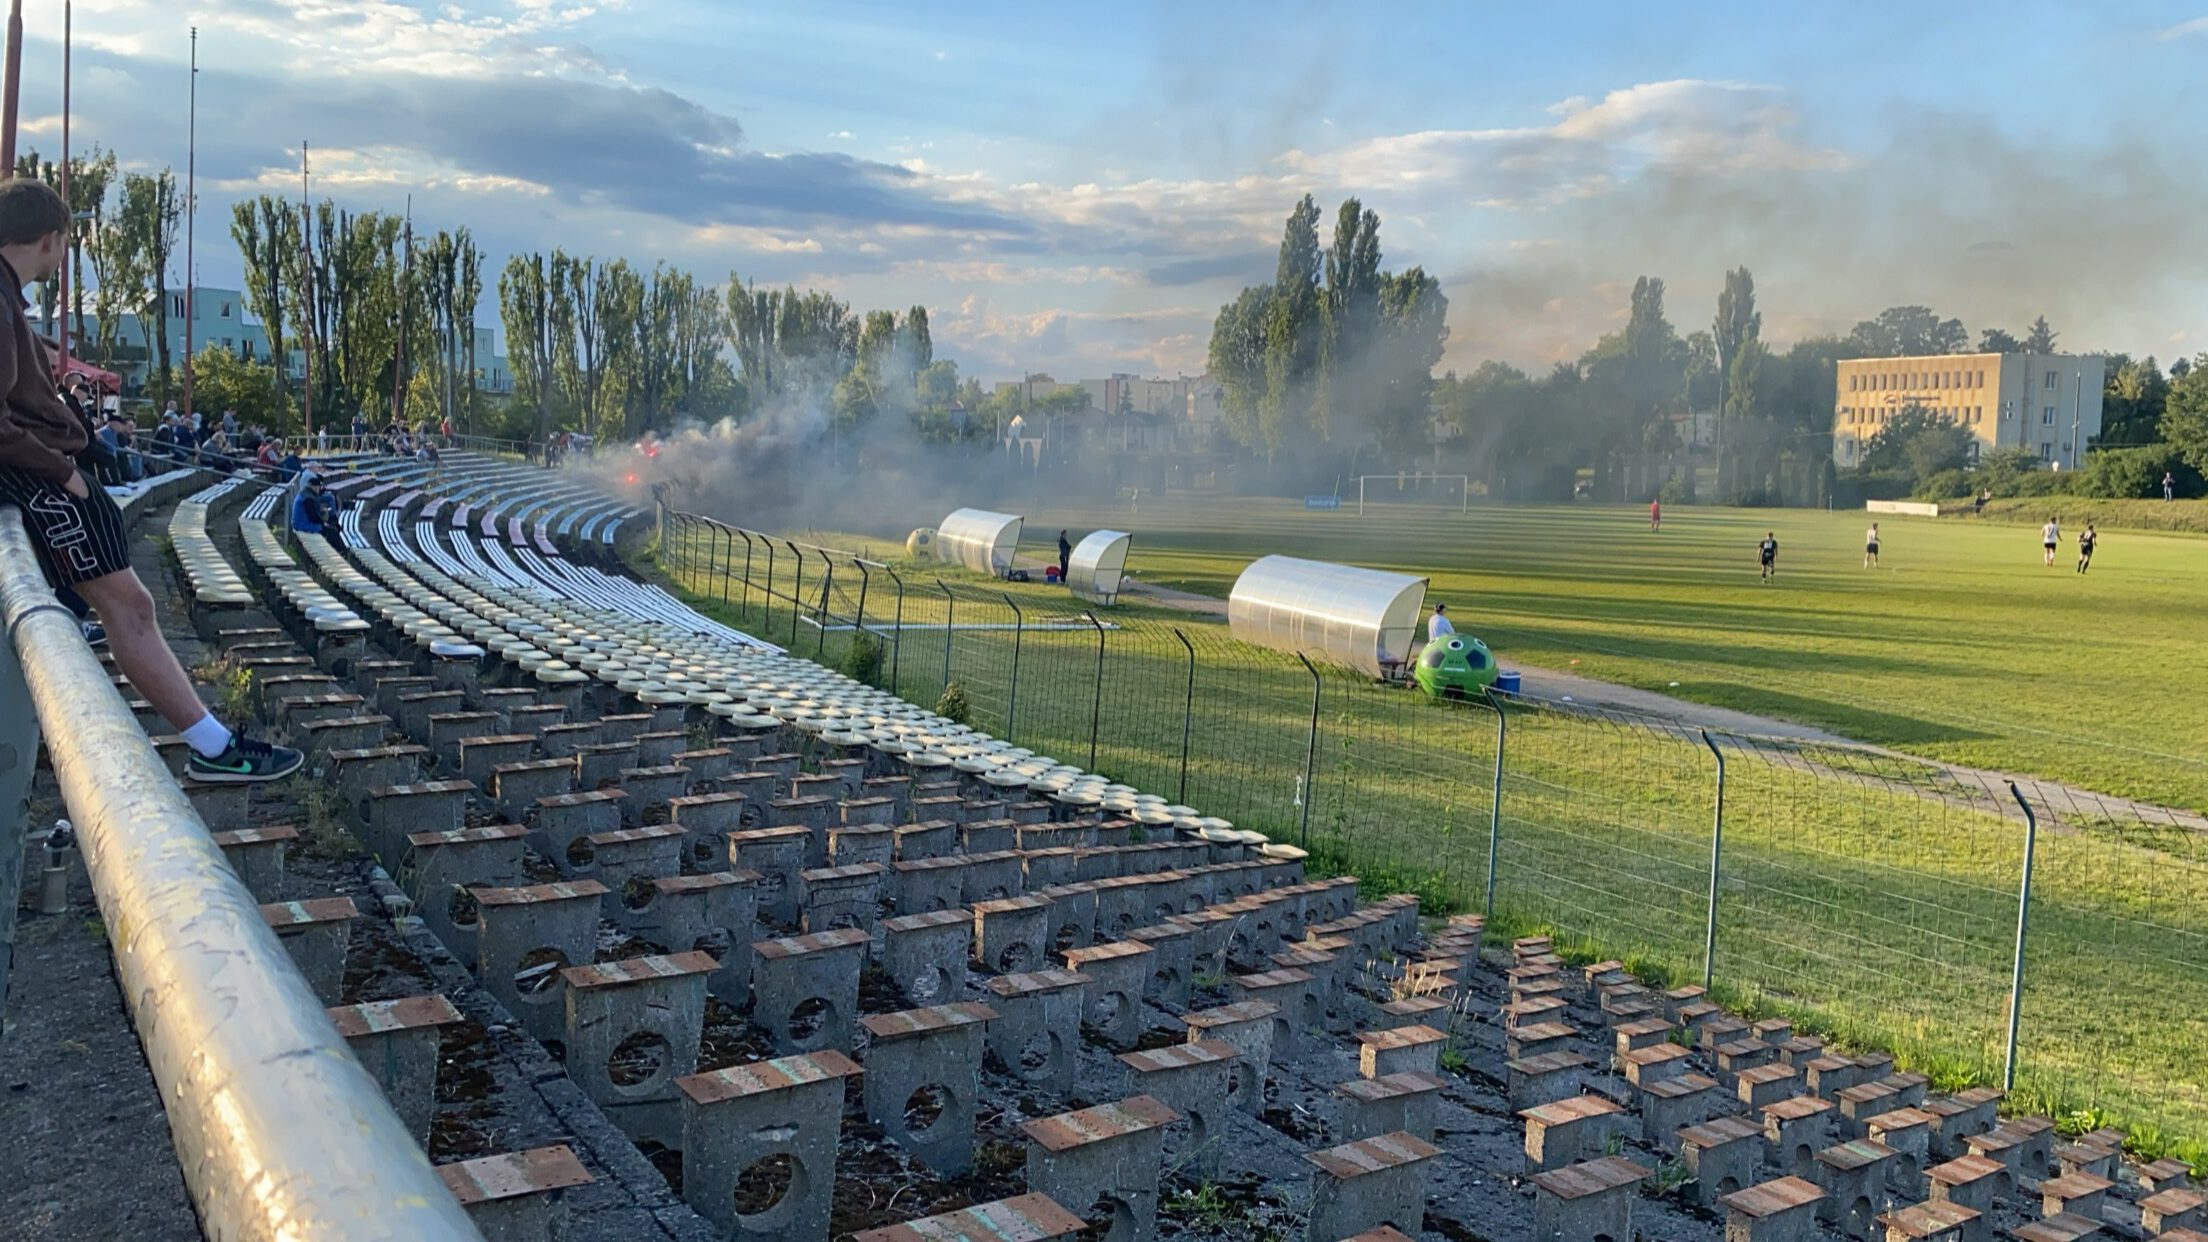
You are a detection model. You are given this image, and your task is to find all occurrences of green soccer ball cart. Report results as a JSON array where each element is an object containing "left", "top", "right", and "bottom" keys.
[{"left": 1412, "top": 634, "right": 1499, "bottom": 699}]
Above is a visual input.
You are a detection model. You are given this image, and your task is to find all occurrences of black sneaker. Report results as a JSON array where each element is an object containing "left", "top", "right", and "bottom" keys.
[
  {"left": 80, "top": 621, "right": 106, "bottom": 649},
  {"left": 188, "top": 734, "right": 306, "bottom": 784}
]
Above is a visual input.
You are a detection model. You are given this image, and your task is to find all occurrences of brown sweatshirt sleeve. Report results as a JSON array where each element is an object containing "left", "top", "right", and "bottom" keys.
[{"left": 0, "top": 320, "right": 86, "bottom": 485}]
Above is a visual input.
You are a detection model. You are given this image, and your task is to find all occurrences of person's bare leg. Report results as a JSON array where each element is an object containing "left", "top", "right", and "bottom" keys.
[{"left": 73, "top": 569, "right": 215, "bottom": 734}]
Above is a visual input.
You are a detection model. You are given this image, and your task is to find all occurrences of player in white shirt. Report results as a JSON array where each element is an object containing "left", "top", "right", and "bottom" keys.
[
  {"left": 2041, "top": 517, "right": 2060, "bottom": 567},
  {"left": 1864, "top": 522, "right": 1880, "bottom": 569},
  {"left": 1427, "top": 604, "right": 1455, "bottom": 641}
]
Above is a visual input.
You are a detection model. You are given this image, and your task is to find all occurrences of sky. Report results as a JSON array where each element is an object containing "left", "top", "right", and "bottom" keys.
[{"left": 18, "top": 0, "right": 2208, "bottom": 384}]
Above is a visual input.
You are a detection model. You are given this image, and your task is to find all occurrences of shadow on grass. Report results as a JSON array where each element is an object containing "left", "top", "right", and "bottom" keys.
[{"left": 1663, "top": 681, "right": 1994, "bottom": 747}]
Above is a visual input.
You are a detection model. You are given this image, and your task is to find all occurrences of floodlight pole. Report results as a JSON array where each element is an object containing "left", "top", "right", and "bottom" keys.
[{"left": 0, "top": 0, "right": 22, "bottom": 174}]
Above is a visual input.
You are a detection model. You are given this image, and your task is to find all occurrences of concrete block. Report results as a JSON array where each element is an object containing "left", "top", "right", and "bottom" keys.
[
  {"left": 1304, "top": 1131, "right": 1439, "bottom": 1242},
  {"left": 211, "top": 825, "right": 299, "bottom": 903},
  {"left": 633, "top": 870, "right": 759, "bottom": 1006},
  {"left": 751, "top": 928, "right": 868, "bottom": 1054},
  {"left": 532, "top": 789, "right": 626, "bottom": 875},
  {"left": 960, "top": 850, "right": 1026, "bottom": 905},
  {"left": 1681, "top": 1116, "right": 1769, "bottom": 1207},
  {"left": 586, "top": 824, "right": 686, "bottom": 911},
  {"left": 1875, "top": 1201, "right": 1977, "bottom": 1242},
  {"left": 492, "top": 758, "right": 576, "bottom": 824},
  {"left": 1867, "top": 1107, "right": 1935, "bottom": 1196},
  {"left": 1816, "top": 1139, "right": 1899, "bottom": 1240},
  {"left": 848, "top": 1195, "right": 1084, "bottom": 1242},
  {"left": 859, "top": 1003, "right": 998, "bottom": 1175},
  {"left": 893, "top": 819, "right": 956, "bottom": 861},
  {"left": 575, "top": 742, "right": 640, "bottom": 791},
  {"left": 260, "top": 897, "right": 357, "bottom": 1003},
  {"left": 1522, "top": 1094, "right": 1627, "bottom": 1173},
  {"left": 1926, "top": 1154, "right": 2006, "bottom": 1240},
  {"left": 473, "top": 880, "right": 609, "bottom": 1043},
  {"left": 797, "top": 862, "right": 888, "bottom": 934},
  {"left": 1335, "top": 1071, "right": 1448, "bottom": 1143},
  {"left": 973, "top": 895, "right": 1052, "bottom": 975},
  {"left": 1641, "top": 1074, "right": 1720, "bottom": 1150},
  {"left": 1183, "top": 1001, "right": 1276, "bottom": 1116},
  {"left": 1022, "top": 1096, "right": 1178, "bottom": 1242},
  {"left": 983, "top": 969, "right": 1091, "bottom": 1098},
  {"left": 1062, "top": 941, "right": 1155, "bottom": 1048},
  {"left": 436, "top": 1146, "right": 594, "bottom": 1242},
  {"left": 615, "top": 764, "right": 691, "bottom": 824},
  {"left": 1358, "top": 1024, "right": 1445, "bottom": 1080},
  {"left": 1764, "top": 1095, "right": 1838, "bottom": 1180},
  {"left": 728, "top": 826, "right": 809, "bottom": 928},
  {"left": 1117, "top": 1039, "right": 1238, "bottom": 1176},
  {"left": 456, "top": 733, "right": 536, "bottom": 792},
  {"left": 183, "top": 779, "right": 251, "bottom": 836},
  {"left": 676, "top": 1052, "right": 861, "bottom": 1242},
  {"left": 1232, "top": 968, "right": 1314, "bottom": 1058},
  {"left": 329, "top": 994, "right": 463, "bottom": 1146},
  {"left": 1719, "top": 1176, "right": 1826, "bottom": 1242},
  {"left": 560, "top": 952, "right": 715, "bottom": 1146},
  {"left": 1126, "top": 922, "right": 1194, "bottom": 1008},
  {"left": 1508, "top": 1051, "right": 1594, "bottom": 1113},
  {"left": 669, "top": 791, "right": 748, "bottom": 869},
  {"left": 880, "top": 909, "right": 971, "bottom": 1007},
  {"left": 1530, "top": 1156, "right": 1648, "bottom": 1242},
  {"left": 328, "top": 744, "right": 426, "bottom": 810}
]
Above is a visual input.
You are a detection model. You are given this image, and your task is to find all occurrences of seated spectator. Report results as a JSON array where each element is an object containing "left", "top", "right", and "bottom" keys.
[{"left": 290, "top": 473, "right": 339, "bottom": 539}]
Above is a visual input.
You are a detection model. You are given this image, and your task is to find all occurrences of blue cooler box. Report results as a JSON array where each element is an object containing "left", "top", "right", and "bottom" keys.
[{"left": 1494, "top": 670, "right": 1521, "bottom": 694}]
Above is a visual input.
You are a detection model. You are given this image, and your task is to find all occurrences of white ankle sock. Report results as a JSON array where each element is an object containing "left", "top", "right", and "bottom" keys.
[{"left": 182, "top": 715, "right": 234, "bottom": 759}]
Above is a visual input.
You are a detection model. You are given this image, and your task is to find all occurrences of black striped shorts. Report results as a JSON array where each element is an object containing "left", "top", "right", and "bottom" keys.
[{"left": 0, "top": 463, "right": 132, "bottom": 587}]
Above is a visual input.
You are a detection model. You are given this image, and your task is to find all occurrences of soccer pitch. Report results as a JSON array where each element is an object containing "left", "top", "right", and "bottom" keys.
[{"left": 1002, "top": 494, "right": 2208, "bottom": 813}]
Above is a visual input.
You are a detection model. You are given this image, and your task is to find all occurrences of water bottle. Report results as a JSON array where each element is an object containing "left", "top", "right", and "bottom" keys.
[{"left": 38, "top": 819, "right": 74, "bottom": 915}]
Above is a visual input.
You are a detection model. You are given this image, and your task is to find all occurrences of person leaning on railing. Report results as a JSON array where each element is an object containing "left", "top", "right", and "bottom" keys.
[{"left": 0, "top": 178, "right": 303, "bottom": 784}]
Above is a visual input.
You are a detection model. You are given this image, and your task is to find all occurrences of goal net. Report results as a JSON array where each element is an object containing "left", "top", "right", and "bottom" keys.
[{"left": 1356, "top": 473, "right": 1469, "bottom": 515}]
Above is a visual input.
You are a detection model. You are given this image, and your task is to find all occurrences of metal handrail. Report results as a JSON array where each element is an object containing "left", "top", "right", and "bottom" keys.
[{"left": 0, "top": 508, "right": 482, "bottom": 1240}]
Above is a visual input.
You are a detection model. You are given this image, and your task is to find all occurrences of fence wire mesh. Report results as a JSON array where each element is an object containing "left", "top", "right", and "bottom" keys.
[{"left": 655, "top": 512, "right": 2208, "bottom": 1162}]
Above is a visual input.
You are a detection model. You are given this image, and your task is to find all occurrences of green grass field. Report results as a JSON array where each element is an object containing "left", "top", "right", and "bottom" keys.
[
  {"left": 954, "top": 495, "right": 2208, "bottom": 813},
  {"left": 651, "top": 501, "right": 2208, "bottom": 1164}
]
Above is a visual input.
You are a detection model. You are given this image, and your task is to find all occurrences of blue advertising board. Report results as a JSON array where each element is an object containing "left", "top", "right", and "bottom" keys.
[{"left": 1304, "top": 495, "right": 1341, "bottom": 510}]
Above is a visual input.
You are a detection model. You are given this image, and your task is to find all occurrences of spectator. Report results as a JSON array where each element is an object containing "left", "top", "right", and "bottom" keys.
[
  {"left": 2165, "top": 471, "right": 2176, "bottom": 502},
  {"left": 220, "top": 407, "right": 238, "bottom": 439},
  {"left": 1427, "top": 603, "right": 1455, "bottom": 640},
  {"left": 277, "top": 444, "right": 303, "bottom": 481},
  {"left": 290, "top": 472, "right": 339, "bottom": 541},
  {"left": 0, "top": 178, "right": 300, "bottom": 781},
  {"left": 350, "top": 412, "right": 367, "bottom": 443},
  {"left": 257, "top": 436, "right": 282, "bottom": 473},
  {"left": 204, "top": 427, "right": 235, "bottom": 472},
  {"left": 315, "top": 423, "right": 328, "bottom": 452},
  {"left": 1057, "top": 529, "right": 1072, "bottom": 581}
]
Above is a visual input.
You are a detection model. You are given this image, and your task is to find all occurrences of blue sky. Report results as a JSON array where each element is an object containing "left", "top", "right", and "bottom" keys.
[{"left": 23, "top": 0, "right": 2208, "bottom": 381}]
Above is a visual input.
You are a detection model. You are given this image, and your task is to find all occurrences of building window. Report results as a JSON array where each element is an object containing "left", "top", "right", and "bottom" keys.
[
  {"left": 2042, "top": 406, "right": 2055, "bottom": 424},
  {"left": 2041, "top": 442, "right": 2053, "bottom": 458},
  {"left": 2044, "top": 370, "right": 2057, "bottom": 389},
  {"left": 221, "top": 303, "right": 231, "bottom": 318}
]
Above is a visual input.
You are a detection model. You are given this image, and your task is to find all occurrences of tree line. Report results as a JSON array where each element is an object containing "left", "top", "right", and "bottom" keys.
[{"left": 1205, "top": 193, "right": 2208, "bottom": 506}]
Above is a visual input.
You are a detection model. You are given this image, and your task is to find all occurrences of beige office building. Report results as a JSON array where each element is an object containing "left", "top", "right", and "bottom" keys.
[{"left": 1832, "top": 352, "right": 2105, "bottom": 469}]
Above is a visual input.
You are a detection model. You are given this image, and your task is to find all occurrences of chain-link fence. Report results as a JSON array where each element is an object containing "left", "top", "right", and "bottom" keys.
[{"left": 654, "top": 510, "right": 2208, "bottom": 1164}]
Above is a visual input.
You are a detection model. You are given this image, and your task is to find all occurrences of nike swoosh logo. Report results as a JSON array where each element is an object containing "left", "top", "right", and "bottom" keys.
[{"left": 199, "top": 758, "right": 253, "bottom": 773}]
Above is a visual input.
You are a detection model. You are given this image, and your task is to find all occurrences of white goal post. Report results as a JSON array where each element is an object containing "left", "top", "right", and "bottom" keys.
[{"left": 1356, "top": 473, "right": 1470, "bottom": 515}]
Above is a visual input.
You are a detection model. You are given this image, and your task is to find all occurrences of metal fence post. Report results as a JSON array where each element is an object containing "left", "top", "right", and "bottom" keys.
[
  {"left": 2004, "top": 782, "right": 2038, "bottom": 1092},
  {"left": 885, "top": 567, "right": 904, "bottom": 691},
  {"left": 1700, "top": 728, "right": 1725, "bottom": 991},
  {"left": 736, "top": 529, "right": 753, "bottom": 614},
  {"left": 1003, "top": 592, "right": 1023, "bottom": 742},
  {"left": 761, "top": 537, "right": 776, "bottom": 633},
  {"left": 816, "top": 562, "right": 834, "bottom": 658},
  {"left": 939, "top": 580, "right": 955, "bottom": 691},
  {"left": 851, "top": 559, "right": 871, "bottom": 646},
  {"left": 1295, "top": 653, "right": 1321, "bottom": 848},
  {"left": 1083, "top": 611, "right": 1106, "bottom": 770},
  {"left": 715, "top": 522, "right": 733, "bottom": 606},
  {"left": 784, "top": 540, "right": 803, "bottom": 647},
  {"left": 1482, "top": 688, "right": 1507, "bottom": 917},
  {"left": 1173, "top": 628, "right": 1196, "bottom": 805}
]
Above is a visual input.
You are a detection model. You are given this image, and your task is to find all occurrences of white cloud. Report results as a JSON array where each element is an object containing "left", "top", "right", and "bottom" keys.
[
  {"left": 826, "top": 130, "right": 854, "bottom": 140},
  {"left": 2153, "top": 16, "right": 2208, "bottom": 40}
]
